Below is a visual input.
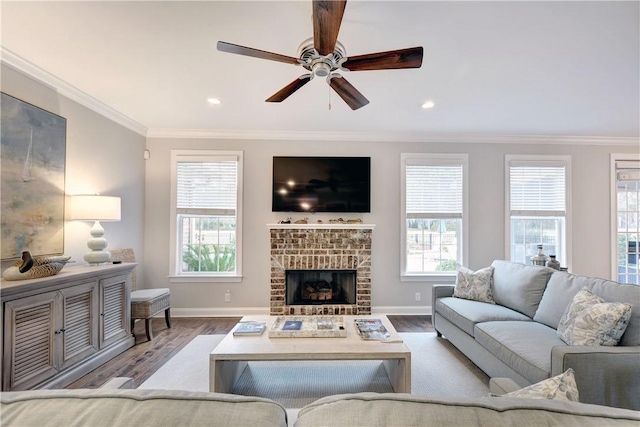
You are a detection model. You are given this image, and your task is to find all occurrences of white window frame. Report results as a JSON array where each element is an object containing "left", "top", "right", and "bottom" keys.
[
  {"left": 400, "top": 153, "right": 469, "bottom": 282},
  {"left": 505, "top": 155, "right": 572, "bottom": 269},
  {"left": 610, "top": 153, "right": 640, "bottom": 283},
  {"left": 169, "top": 150, "right": 243, "bottom": 283}
]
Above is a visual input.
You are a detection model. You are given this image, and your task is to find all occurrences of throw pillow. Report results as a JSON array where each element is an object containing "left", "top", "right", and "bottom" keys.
[
  {"left": 453, "top": 266, "right": 495, "bottom": 304},
  {"left": 557, "top": 287, "right": 632, "bottom": 346},
  {"left": 502, "top": 369, "right": 580, "bottom": 402}
]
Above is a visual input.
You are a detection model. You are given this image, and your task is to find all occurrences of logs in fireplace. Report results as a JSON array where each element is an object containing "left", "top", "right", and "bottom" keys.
[{"left": 286, "top": 270, "right": 356, "bottom": 306}]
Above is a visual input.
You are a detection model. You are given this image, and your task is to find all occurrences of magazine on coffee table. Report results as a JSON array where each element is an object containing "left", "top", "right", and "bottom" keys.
[{"left": 354, "top": 318, "right": 391, "bottom": 341}]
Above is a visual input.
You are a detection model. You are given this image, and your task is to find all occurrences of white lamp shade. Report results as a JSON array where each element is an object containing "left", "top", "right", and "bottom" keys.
[{"left": 71, "top": 195, "right": 121, "bottom": 221}]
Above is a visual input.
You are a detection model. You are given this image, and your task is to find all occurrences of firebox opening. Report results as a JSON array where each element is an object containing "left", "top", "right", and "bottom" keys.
[{"left": 286, "top": 269, "right": 357, "bottom": 305}]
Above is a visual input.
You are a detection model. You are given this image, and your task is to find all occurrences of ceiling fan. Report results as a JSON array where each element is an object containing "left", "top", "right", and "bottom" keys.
[{"left": 217, "top": 0, "right": 423, "bottom": 110}]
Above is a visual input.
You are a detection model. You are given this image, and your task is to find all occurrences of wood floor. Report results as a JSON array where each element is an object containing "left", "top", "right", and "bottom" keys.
[{"left": 67, "top": 315, "right": 433, "bottom": 390}]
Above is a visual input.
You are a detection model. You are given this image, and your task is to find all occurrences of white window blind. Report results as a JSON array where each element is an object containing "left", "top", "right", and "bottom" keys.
[
  {"left": 510, "top": 165, "right": 566, "bottom": 216},
  {"left": 176, "top": 159, "right": 237, "bottom": 216},
  {"left": 406, "top": 164, "right": 463, "bottom": 219}
]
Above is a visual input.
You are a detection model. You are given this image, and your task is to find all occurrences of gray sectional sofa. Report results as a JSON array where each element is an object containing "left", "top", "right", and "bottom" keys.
[
  {"left": 433, "top": 260, "right": 640, "bottom": 410},
  {"left": 3, "top": 384, "right": 640, "bottom": 426}
]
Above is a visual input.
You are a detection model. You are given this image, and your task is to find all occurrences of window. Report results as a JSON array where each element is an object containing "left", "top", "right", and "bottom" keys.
[
  {"left": 505, "top": 155, "right": 571, "bottom": 268},
  {"left": 611, "top": 155, "right": 639, "bottom": 284},
  {"left": 401, "top": 154, "right": 468, "bottom": 279},
  {"left": 170, "top": 150, "right": 243, "bottom": 281}
]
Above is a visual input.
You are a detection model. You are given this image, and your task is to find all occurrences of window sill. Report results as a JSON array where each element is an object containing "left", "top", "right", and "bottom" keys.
[
  {"left": 169, "top": 275, "right": 243, "bottom": 283},
  {"left": 401, "top": 274, "right": 456, "bottom": 284}
]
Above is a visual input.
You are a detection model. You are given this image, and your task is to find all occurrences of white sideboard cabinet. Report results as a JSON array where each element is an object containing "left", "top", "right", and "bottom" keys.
[{"left": 1, "top": 263, "right": 135, "bottom": 391}]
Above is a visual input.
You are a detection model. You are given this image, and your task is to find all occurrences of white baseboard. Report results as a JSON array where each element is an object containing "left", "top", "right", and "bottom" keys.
[{"left": 166, "top": 306, "right": 433, "bottom": 317}]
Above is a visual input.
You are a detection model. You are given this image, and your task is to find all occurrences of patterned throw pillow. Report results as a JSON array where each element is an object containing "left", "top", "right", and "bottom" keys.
[
  {"left": 557, "top": 287, "right": 632, "bottom": 346},
  {"left": 503, "top": 369, "right": 580, "bottom": 402},
  {"left": 453, "top": 266, "right": 495, "bottom": 304}
]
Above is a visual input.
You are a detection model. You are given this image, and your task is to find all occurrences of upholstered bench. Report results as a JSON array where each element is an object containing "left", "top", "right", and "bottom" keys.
[{"left": 110, "top": 248, "right": 171, "bottom": 342}]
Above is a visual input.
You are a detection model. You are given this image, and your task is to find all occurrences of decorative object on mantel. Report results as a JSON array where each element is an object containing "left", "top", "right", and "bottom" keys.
[
  {"left": 294, "top": 217, "right": 309, "bottom": 224},
  {"left": 347, "top": 218, "right": 363, "bottom": 224},
  {"left": 2, "top": 250, "right": 72, "bottom": 281},
  {"left": 278, "top": 217, "right": 292, "bottom": 224},
  {"left": 70, "top": 194, "right": 121, "bottom": 264},
  {"left": 1, "top": 93, "right": 67, "bottom": 260},
  {"left": 329, "top": 218, "right": 345, "bottom": 224},
  {"left": 531, "top": 244, "right": 549, "bottom": 266}
]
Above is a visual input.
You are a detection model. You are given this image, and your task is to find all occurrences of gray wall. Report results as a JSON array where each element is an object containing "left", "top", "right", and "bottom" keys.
[
  {"left": 1, "top": 65, "right": 146, "bottom": 277},
  {"left": 144, "top": 137, "right": 637, "bottom": 315}
]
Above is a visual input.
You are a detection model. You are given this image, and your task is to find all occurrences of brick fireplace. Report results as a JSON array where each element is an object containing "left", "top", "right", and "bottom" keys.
[{"left": 269, "top": 224, "right": 374, "bottom": 315}]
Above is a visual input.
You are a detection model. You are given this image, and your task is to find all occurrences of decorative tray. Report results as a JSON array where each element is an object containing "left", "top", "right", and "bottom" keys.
[{"left": 268, "top": 315, "right": 347, "bottom": 338}]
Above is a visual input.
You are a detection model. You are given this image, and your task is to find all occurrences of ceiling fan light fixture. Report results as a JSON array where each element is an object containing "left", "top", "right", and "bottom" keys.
[{"left": 313, "top": 61, "right": 332, "bottom": 77}]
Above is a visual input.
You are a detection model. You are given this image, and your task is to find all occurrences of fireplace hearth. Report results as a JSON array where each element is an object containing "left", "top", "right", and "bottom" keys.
[{"left": 269, "top": 224, "right": 374, "bottom": 316}]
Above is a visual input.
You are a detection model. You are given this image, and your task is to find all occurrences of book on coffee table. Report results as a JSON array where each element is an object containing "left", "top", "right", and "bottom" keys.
[
  {"left": 233, "top": 321, "right": 266, "bottom": 336},
  {"left": 355, "top": 319, "right": 391, "bottom": 341}
]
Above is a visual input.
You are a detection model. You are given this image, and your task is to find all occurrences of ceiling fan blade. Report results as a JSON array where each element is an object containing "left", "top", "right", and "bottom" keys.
[
  {"left": 217, "top": 41, "right": 300, "bottom": 65},
  {"left": 266, "top": 75, "right": 312, "bottom": 102},
  {"left": 313, "top": 0, "right": 347, "bottom": 56},
  {"left": 328, "top": 75, "right": 369, "bottom": 110},
  {"left": 341, "top": 47, "right": 424, "bottom": 71}
]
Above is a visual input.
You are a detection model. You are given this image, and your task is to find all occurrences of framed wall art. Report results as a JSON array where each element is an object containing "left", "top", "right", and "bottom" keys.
[{"left": 1, "top": 93, "right": 67, "bottom": 260}]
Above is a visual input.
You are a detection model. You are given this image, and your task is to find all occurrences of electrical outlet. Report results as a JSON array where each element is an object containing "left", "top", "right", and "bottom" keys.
[
  {"left": 415, "top": 292, "right": 421, "bottom": 301},
  {"left": 224, "top": 290, "right": 231, "bottom": 303}
]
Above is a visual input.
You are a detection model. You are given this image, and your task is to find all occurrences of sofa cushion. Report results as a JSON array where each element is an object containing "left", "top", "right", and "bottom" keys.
[
  {"left": 475, "top": 321, "right": 566, "bottom": 384},
  {"left": 534, "top": 272, "right": 640, "bottom": 346},
  {"left": 501, "top": 368, "right": 580, "bottom": 402},
  {"left": 0, "top": 389, "right": 288, "bottom": 427},
  {"left": 295, "top": 392, "right": 640, "bottom": 426},
  {"left": 453, "top": 266, "right": 496, "bottom": 304},
  {"left": 557, "top": 287, "right": 632, "bottom": 346},
  {"left": 491, "top": 260, "right": 554, "bottom": 318},
  {"left": 436, "top": 297, "right": 531, "bottom": 337}
]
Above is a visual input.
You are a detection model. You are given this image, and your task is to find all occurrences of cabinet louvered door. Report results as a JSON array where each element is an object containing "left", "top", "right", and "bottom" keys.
[
  {"left": 60, "top": 282, "right": 99, "bottom": 370},
  {"left": 100, "top": 274, "right": 130, "bottom": 349},
  {"left": 2, "top": 292, "right": 61, "bottom": 391}
]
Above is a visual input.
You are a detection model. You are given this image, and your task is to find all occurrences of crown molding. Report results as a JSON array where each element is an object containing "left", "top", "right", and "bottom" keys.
[
  {"left": 1, "top": 47, "right": 147, "bottom": 136},
  {"left": 146, "top": 128, "right": 639, "bottom": 146}
]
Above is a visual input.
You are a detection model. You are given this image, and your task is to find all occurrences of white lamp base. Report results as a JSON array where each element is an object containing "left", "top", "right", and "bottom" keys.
[{"left": 84, "top": 220, "right": 112, "bottom": 264}]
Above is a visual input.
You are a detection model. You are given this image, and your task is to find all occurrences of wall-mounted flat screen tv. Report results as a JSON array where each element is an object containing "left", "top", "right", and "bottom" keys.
[{"left": 272, "top": 156, "right": 371, "bottom": 213}]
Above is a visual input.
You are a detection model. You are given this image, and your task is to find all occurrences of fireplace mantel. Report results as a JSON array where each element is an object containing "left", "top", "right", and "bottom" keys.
[{"left": 267, "top": 223, "right": 375, "bottom": 230}]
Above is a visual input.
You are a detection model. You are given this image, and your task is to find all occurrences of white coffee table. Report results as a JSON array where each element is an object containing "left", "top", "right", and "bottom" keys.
[{"left": 209, "top": 315, "right": 411, "bottom": 394}]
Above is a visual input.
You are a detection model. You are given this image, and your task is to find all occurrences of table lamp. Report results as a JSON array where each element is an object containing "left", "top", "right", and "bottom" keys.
[{"left": 71, "top": 195, "right": 121, "bottom": 264}]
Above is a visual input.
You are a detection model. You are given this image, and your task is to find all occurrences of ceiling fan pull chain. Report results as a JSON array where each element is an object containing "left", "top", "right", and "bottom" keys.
[{"left": 328, "top": 86, "right": 332, "bottom": 110}]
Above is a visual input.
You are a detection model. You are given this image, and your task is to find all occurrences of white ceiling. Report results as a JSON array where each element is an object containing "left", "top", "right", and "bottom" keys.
[{"left": 1, "top": 1, "right": 639, "bottom": 140}]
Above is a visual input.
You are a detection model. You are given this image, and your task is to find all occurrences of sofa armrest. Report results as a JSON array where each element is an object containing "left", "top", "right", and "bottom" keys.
[
  {"left": 489, "top": 377, "right": 522, "bottom": 395},
  {"left": 432, "top": 284, "right": 455, "bottom": 301},
  {"left": 551, "top": 345, "right": 640, "bottom": 410},
  {"left": 432, "top": 285, "right": 455, "bottom": 336},
  {"left": 99, "top": 377, "right": 136, "bottom": 389}
]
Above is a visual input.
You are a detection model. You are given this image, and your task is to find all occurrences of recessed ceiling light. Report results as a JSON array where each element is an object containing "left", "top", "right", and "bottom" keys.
[
  {"left": 207, "top": 98, "right": 221, "bottom": 105},
  {"left": 421, "top": 100, "right": 435, "bottom": 109}
]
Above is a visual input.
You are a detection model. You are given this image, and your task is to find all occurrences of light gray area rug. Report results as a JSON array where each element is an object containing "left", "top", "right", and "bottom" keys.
[{"left": 139, "top": 332, "right": 489, "bottom": 408}]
